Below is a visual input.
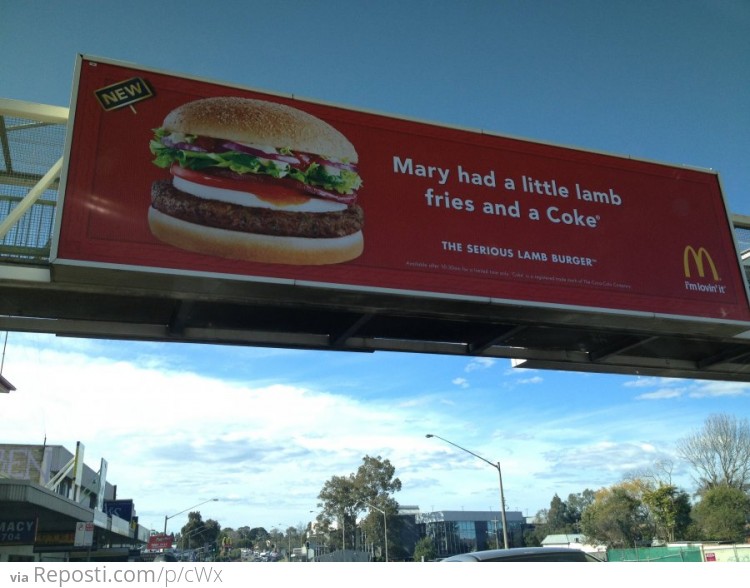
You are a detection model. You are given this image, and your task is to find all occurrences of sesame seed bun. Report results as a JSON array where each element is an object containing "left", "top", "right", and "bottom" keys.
[{"left": 162, "top": 96, "right": 358, "bottom": 161}]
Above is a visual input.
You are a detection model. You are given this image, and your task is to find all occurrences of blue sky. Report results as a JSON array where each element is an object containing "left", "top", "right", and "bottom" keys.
[{"left": 2, "top": 0, "right": 750, "bottom": 536}]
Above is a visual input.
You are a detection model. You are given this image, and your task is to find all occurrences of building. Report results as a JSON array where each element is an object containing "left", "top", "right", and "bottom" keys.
[
  {"left": 541, "top": 533, "right": 606, "bottom": 557},
  {"left": 0, "top": 442, "right": 149, "bottom": 561},
  {"left": 416, "top": 509, "right": 526, "bottom": 558}
]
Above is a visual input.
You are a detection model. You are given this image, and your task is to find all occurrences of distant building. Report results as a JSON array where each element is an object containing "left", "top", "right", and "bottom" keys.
[
  {"left": 541, "top": 533, "right": 585, "bottom": 547},
  {"left": 0, "top": 442, "right": 149, "bottom": 562},
  {"left": 542, "top": 533, "right": 606, "bottom": 556},
  {"left": 396, "top": 504, "right": 421, "bottom": 559},
  {"left": 416, "top": 509, "right": 526, "bottom": 558},
  {"left": 308, "top": 506, "right": 527, "bottom": 560}
]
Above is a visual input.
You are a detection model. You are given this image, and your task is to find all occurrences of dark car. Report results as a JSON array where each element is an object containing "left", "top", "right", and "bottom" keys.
[
  {"left": 442, "top": 547, "right": 603, "bottom": 562},
  {"left": 152, "top": 552, "right": 179, "bottom": 562}
]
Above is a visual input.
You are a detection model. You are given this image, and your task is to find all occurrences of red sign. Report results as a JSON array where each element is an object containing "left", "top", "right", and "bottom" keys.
[
  {"left": 147, "top": 533, "right": 173, "bottom": 550},
  {"left": 55, "top": 56, "right": 750, "bottom": 323}
]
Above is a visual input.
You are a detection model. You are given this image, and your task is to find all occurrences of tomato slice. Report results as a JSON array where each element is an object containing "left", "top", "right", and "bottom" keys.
[{"left": 171, "top": 165, "right": 311, "bottom": 206}]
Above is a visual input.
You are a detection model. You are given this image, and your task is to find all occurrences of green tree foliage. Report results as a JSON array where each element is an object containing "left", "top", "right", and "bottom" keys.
[
  {"left": 642, "top": 485, "right": 691, "bottom": 543},
  {"left": 566, "top": 489, "right": 595, "bottom": 526},
  {"left": 316, "top": 455, "right": 402, "bottom": 557},
  {"left": 234, "top": 526, "right": 257, "bottom": 548},
  {"left": 547, "top": 494, "right": 578, "bottom": 532},
  {"left": 266, "top": 524, "right": 306, "bottom": 557},
  {"left": 317, "top": 474, "right": 359, "bottom": 550},
  {"left": 413, "top": 536, "right": 438, "bottom": 562},
  {"left": 691, "top": 486, "right": 750, "bottom": 543},
  {"left": 580, "top": 485, "right": 652, "bottom": 548},
  {"left": 527, "top": 490, "right": 595, "bottom": 545},
  {"left": 179, "top": 511, "right": 221, "bottom": 551},
  {"left": 248, "top": 527, "right": 270, "bottom": 545},
  {"left": 676, "top": 413, "right": 750, "bottom": 492}
]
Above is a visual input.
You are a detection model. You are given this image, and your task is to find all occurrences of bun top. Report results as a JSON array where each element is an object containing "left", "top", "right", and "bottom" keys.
[{"left": 163, "top": 97, "right": 357, "bottom": 162}]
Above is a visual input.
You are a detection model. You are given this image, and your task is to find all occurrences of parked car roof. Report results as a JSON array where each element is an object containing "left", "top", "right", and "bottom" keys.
[
  {"left": 442, "top": 547, "right": 603, "bottom": 562},
  {"left": 152, "top": 552, "right": 179, "bottom": 562}
]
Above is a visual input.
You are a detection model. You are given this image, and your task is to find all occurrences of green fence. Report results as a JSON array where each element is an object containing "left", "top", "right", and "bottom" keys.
[{"left": 608, "top": 546, "right": 703, "bottom": 562}]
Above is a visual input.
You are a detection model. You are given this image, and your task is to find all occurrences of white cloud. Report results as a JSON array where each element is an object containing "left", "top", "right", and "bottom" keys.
[
  {"left": 623, "top": 377, "right": 682, "bottom": 389},
  {"left": 636, "top": 388, "right": 685, "bottom": 400},
  {"left": 630, "top": 379, "right": 750, "bottom": 400},
  {"left": 465, "top": 357, "right": 496, "bottom": 372},
  {"left": 2, "top": 333, "right": 745, "bottom": 531},
  {"left": 518, "top": 376, "right": 543, "bottom": 385},
  {"left": 688, "top": 381, "right": 750, "bottom": 398}
]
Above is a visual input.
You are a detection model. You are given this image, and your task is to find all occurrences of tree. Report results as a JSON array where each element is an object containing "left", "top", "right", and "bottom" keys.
[
  {"left": 691, "top": 486, "right": 750, "bottom": 543},
  {"left": 547, "top": 494, "right": 574, "bottom": 532},
  {"left": 317, "top": 455, "right": 402, "bottom": 557},
  {"left": 529, "top": 489, "right": 595, "bottom": 545},
  {"left": 566, "top": 489, "right": 595, "bottom": 531},
  {"left": 179, "top": 511, "right": 221, "bottom": 553},
  {"left": 580, "top": 485, "right": 652, "bottom": 548},
  {"left": 317, "top": 473, "right": 359, "bottom": 550},
  {"left": 642, "top": 485, "right": 691, "bottom": 543},
  {"left": 676, "top": 413, "right": 750, "bottom": 492},
  {"left": 248, "top": 526, "right": 270, "bottom": 549},
  {"left": 413, "top": 536, "right": 438, "bottom": 562},
  {"left": 625, "top": 459, "right": 676, "bottom": 489},
  {"left": 524, "top": 508, "right": 548, "bottom": 546},
  {"left": 235, "top": 526, "right": 256, "bottom": 549},
  {"left": 267, "top": 524, "right": 306, "bottom": 558}
]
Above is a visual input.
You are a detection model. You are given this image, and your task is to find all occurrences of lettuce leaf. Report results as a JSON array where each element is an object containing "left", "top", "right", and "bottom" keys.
[{"left": 150, "top": 128, "right": 362, "bottom": 194}]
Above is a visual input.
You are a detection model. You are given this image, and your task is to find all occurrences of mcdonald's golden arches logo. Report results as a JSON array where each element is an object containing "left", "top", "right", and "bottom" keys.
[{"left": 683, "top": 245, "right": 720, "bottom": 280}]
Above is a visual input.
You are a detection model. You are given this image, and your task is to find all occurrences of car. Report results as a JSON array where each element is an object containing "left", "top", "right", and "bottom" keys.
[
  {"left": 152, "top": 552, "right": 179, "bottom": 562},
  {"left": 442, "top": 547, "right": 603, "bottom": 562}
]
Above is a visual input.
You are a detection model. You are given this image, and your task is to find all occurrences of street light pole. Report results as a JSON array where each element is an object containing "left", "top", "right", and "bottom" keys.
[
  {"left": 364, "top": 502, "right": 388, "bottom": 562},
  {"left": 426, "top": 433, "right": 508, "bottom": 549},
  {"left": 277, "top": 523, "right": 292, "bottom": 559},
  {"left": 164, "top": 498, "right": 219, "bottom": 534}
]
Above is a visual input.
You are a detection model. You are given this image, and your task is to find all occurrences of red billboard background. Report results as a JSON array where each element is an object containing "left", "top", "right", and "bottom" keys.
[
  {"left": 55, "top": 57, "right": 750, "bottom": 323},
  {"left": 146, "top": 534, "right": 174, "bottom": 551}
]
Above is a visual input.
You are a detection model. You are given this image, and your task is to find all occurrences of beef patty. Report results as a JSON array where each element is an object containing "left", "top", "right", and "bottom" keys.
[{"left": 151, "top": 180, "right": 364, "bottom": 239}]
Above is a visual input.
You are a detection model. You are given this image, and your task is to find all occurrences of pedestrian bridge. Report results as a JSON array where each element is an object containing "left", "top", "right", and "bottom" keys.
[{"left": 2, "top": 98, "right": 750, "bottom": 382}]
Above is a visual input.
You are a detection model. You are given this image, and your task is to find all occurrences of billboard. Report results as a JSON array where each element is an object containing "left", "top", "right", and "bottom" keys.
[
  {"left": 146, "top": 533, "right": 174, "bottom": 551},
  {"left": 54, "top": 56, "right": 750, "bottom": 324},
  {"left": 103, "top": 499, "right": 134, "bottom": 522}
]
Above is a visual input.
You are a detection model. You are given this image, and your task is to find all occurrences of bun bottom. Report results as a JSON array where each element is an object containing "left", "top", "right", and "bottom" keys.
[{"left": 148, "top": 207, "right": 364, "bottom": 265}]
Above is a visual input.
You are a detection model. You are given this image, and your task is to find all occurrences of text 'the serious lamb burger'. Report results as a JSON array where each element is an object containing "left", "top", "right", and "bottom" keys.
[{"left": 148, "top": 96, "right": 364, "bottom": 265}]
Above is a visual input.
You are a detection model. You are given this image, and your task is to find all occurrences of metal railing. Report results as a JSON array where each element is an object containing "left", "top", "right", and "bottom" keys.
[{"left": 0, "top": 98, "right": 68, "bottom": 264}]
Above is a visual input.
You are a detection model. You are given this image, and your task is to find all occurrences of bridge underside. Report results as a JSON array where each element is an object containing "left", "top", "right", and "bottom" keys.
[{"left": 0, "top": 261, "right": 748, "bottom": 382}]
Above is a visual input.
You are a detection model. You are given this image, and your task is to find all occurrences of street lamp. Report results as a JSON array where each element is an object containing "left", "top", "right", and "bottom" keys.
[
  {"left": 364, "top": 502, "right": 388, "bottom": 562},
  {"left": 426, "top": 433, "right": 508, "bottom": 549},
  {"left": 164, "top": 498, "right": 219, "bottom": 534}
]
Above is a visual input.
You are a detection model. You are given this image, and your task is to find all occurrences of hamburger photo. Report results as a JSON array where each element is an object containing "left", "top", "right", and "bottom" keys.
[{"left": 148, "top": 96, "right": 364, "bottom": 265}]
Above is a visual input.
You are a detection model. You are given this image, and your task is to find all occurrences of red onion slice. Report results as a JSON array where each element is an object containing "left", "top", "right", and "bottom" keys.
[
  {"left": 221, "top": 141, "right": 300, "bottom": 165},
  {"left": 302, "top": 184, "right": 357, "bottom": 204},
  {"left": 162, "top": 137, "right": 208, "bottom": 152},
  {"left": 298, "top": 152, "right": 358, "bottom": 172}
]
